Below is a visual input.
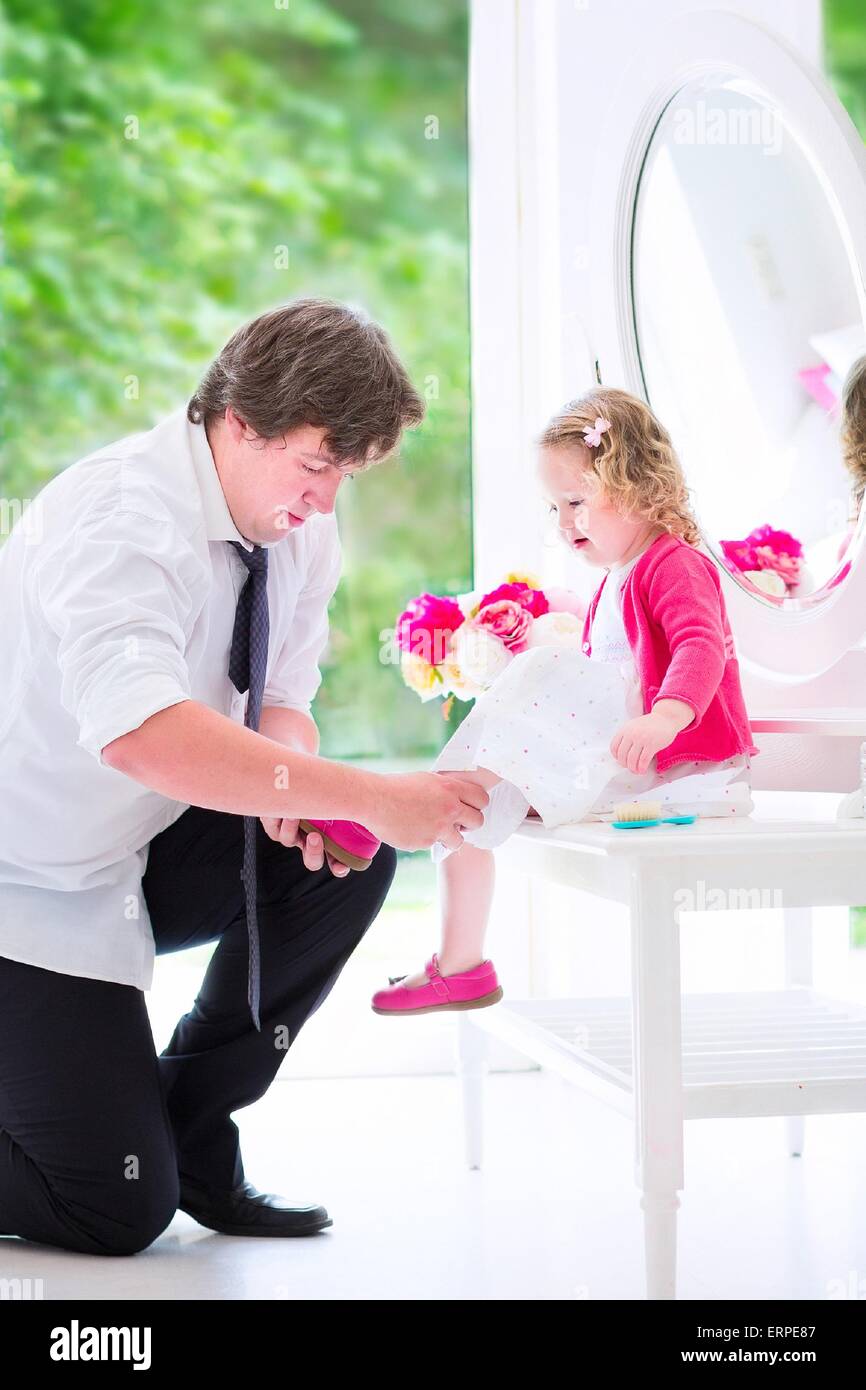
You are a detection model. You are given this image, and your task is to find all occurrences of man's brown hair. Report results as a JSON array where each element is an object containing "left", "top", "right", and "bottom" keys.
[{"left": 188, "top": 297, "right": 425, "bottom": 465}]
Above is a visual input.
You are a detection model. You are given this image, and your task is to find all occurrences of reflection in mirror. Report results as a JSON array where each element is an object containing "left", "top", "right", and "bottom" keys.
[{"left": 631, "top": 79, "right": 866, "bottom": 607}]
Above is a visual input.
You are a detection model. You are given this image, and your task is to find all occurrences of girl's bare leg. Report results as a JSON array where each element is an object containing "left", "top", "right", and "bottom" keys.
[
  {"left": 399, "top": 768, "right": 500, "bottom": 988},
  {"left": 437, "top": 840, "right": 496, "bottom": 972}
]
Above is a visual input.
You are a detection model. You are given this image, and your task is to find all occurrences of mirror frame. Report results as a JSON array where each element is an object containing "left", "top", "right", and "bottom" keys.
[{"left": 589, "top": 9, "right": 866, "bottom": 680}]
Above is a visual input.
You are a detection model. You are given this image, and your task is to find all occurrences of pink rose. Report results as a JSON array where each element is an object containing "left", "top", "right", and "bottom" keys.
[
  {"left": 747, "top": 524, "right": 803, "bottom": 557},
  {"left": 753, "top": 545, "right": 802, "bottom": 585},
  {"left": 721, "top": 525, "right": 805, "bottom": 593},
  {"left": 396, "top": 592, "right": 464, "bottom": 666},
  {"left": 475, "top": 599, "right": 532, "bottom": 653},
  {"left": 720, "top": 537, "right": 757, "bottom": 572},
  {"left": 477, "top": 582, "right": 549, "bottom": 618}
]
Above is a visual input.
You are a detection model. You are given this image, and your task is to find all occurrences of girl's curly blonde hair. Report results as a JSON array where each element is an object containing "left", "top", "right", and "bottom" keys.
[
  {"left": 538, "top": 387, "right": 701, "bottom": 546},
  {"left": 841, "top": 355, "right": 866, "bottom": 522}
]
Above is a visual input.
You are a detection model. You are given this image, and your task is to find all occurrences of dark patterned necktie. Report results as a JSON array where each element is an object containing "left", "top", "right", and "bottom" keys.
[{"left": 228, "top": 540, "right": 270, "bottom": 1033}]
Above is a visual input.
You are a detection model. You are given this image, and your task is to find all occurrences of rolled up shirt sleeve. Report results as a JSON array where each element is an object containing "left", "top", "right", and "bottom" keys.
[
  {"left": 263, "top": 517, "right": 343, "bottom": 718},
  {"left": 36, "top": 508, "right": 205, "bottom": 764}
]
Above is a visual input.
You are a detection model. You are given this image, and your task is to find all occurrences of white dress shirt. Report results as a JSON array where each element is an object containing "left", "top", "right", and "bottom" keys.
[{"left": 0, "top": 405, "right": 342, "bottom": 989}]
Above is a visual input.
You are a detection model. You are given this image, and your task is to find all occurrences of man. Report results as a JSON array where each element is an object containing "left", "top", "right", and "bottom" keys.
[{"left": 0, "top": 297, "right": 488, "bottom": 1255}]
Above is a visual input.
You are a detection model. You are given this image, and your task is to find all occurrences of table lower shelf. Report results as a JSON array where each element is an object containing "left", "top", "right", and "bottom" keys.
[{"left": 465, "top": 989, "right": 866, "bottom": 1119}]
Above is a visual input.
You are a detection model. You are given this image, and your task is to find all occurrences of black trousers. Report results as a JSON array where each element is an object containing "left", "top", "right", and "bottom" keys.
[{"left": 0, "top": 806, "right": 397, "bottom": 1256}]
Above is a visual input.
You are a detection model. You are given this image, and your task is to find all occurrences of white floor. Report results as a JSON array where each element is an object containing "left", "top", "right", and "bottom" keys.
[
  {"left": 4, "top": 849, "right": 865, "bottom": 1300},
  {"left": 3, "top": 1067, "right": 866, "bottom": 1300}
]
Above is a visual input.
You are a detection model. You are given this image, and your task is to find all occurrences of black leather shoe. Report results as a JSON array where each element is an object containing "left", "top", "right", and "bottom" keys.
[{"left": 178, "top": 1178, "right": 332, "bottom": 1237}]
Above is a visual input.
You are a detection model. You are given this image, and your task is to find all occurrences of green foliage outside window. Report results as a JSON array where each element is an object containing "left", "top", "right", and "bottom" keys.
[{"left": 0, "top": 0, "right": 472, "bottom": 760}]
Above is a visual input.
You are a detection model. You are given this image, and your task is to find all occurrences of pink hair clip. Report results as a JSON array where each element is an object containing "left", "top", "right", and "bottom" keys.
[{"left": 582, "top": 416, "right": 612, "bottom": 448}]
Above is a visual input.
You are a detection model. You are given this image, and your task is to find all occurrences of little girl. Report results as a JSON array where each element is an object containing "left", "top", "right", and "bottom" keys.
[{"left": 371, "top": 388, "right": 759, "bottom": 1015}]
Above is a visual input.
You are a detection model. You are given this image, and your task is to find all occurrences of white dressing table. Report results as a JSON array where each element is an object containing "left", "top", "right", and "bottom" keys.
[{"left": 456, "top": 781, "right": 866, "bottom": 1300}]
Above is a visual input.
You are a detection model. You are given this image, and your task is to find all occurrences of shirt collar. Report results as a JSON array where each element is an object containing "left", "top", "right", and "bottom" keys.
[{"left": 186, "top": 414, "right": 255, "bottom": 552}]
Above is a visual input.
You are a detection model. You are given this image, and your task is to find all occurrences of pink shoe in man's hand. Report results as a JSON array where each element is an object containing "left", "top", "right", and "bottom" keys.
[
  {"left": 371, "top": 953, "right": 503, "bottom": 1014},
  {"left": 298, "top": 819, "right": 381, "bottom": 871}
]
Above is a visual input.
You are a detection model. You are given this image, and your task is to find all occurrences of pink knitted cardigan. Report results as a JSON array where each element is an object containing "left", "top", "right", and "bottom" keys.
[{"left": 580, "top": 532, "right": 759, "bottom": 773}]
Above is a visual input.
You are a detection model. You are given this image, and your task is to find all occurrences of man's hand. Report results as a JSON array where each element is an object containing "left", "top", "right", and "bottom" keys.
[
  {"left": 260, "top": 817, "right": 350, "bottom": 877},
  {"left": 365, "top": 771, "right": 490, "bottom": 853},
  {"left": 610, "top": 699, "right": 695, "bottom": 775}
]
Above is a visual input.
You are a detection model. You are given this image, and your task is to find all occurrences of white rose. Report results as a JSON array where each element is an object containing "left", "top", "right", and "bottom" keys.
[
  {"left": 743, "top": 568, "right": 786, "bottom": 597},
  {"left": 438, "top": 658, "right": 486, "bottom": 701},
  {"left": 446, "top": 621, "right": 513, "bottom": 690},
  {"left": 400, "top": 651, "right": 444, "bottom": 702},
  {"left": 454, "top": 589, "right": 480, "bottom": 618},
  {"left": 526, "top": 610, "right": 584, "bottom": 648}
]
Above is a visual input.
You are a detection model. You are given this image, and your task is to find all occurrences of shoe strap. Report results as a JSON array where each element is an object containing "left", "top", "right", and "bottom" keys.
[{"left": 425, "top": 954, "right": 450, "bottom": 998}]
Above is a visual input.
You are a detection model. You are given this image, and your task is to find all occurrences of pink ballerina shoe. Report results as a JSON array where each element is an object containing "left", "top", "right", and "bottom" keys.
[
  {"left": 371, "top": 953, "right": 503, "bottom": 1015},
  {"left": 298, "top": 819, "right": 381, "bottom": 871}
]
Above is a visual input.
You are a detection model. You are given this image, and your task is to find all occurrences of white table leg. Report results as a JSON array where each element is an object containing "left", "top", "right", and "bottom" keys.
[
  {"left": 456, "top": 1014, "right": 487, "bottom": 1170},
  {"left": 641, "top": 1191, "right": 681, "bottom": 1298},
  {"left": 783, "top": 906, "right": 813, "bottom": 988},
  {"left": 629, "top": 865, "right": 685, "bottom": 1300},
  {"left": 783, "top": 906, "right": 813, "bottom": 1158},
  {"left": 786, "top": 1116, "right": 805, "bottom": 1157}
]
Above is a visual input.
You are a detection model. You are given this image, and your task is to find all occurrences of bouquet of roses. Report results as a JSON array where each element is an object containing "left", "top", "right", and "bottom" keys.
[
  {"left": 719, "top": 524, "right": 804, "bottom": 597},
  {"left": 393, "top": 571, "right": 586, "bottom": 716}
]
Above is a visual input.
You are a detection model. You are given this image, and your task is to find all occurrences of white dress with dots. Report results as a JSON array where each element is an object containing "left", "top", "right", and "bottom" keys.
[{"left": 430, "top": 552, "right": 753, "bottom": 860}]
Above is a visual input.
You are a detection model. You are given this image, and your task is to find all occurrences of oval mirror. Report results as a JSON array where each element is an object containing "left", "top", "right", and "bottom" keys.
[{"left": 631, "top": 76, "right": 866, "bottom": 609}]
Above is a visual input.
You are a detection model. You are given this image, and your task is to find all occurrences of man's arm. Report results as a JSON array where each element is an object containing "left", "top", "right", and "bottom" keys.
[
  {"left": 101, "top": 699, "right": 490, "bottom": 853},
  {"left": 103, "top": 699, "right": 372, "bottom": 819},
  {"left": 258, "top": 705, "right": 319, "bottom": 755}
]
